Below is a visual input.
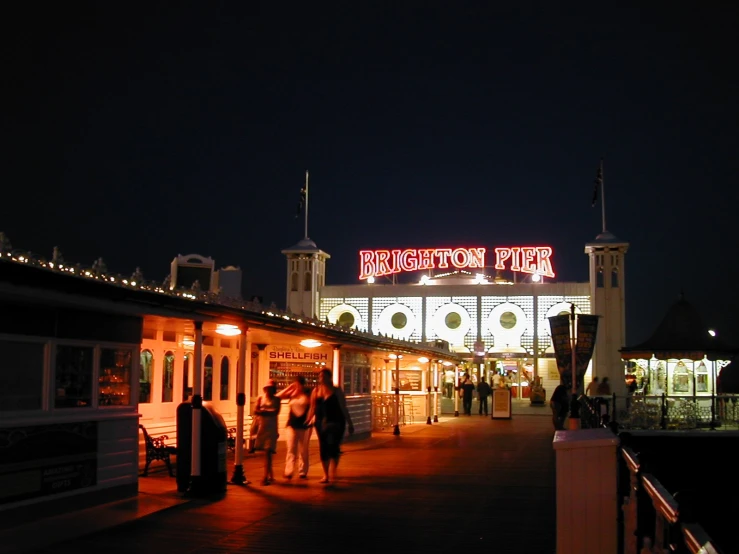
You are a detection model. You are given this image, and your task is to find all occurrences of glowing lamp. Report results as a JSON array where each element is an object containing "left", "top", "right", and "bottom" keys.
[
  {"left": 215, "top": 324, "right": 241, "bottom": 336},
  {"left": 300, "top": 339, "right": 322, "bottom": 348}
]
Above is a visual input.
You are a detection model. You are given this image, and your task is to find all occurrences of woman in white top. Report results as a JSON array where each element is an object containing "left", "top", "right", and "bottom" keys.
[{"left": 276, "top": 376, "right": 312, "bottom": 479}]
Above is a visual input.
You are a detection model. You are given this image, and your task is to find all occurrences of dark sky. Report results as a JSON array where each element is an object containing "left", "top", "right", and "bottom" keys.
[{"left": 3, "top": 2, "right": 738, "bottom": 346}]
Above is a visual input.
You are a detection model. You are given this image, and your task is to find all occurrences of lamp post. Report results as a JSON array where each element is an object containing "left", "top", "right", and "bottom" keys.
[
  {"left": 391, "top": 354, "right": 402, "bottom": 436},
  {"left": 434, "top": 361, "right": 441, "bottom": 422},
  {"left": 419, "top": 357, "right": 432, "bottom": 425},
  {"left": 569, "top": 303, "right": 580, "bottom": 430},
  {"left": 454, "top": 365, "right": 460, "bottom": 417}
]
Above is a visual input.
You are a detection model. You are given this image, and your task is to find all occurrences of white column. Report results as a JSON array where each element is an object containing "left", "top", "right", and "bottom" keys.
[
  {"left": 230, "top": 326, "right": 249, "bottom": 485},
  {"left": 332, "top": 345, "right": 341, "bottom": 386}
]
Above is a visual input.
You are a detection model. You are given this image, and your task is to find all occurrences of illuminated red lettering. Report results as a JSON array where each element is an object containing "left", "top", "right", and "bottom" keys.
[
  {"left": 520, "top": 247, "right": 537, "bottom": 274},
  {"left": 510, "top": 247, "right": 521, "bottom": 271},
  {"left": 537, "top": 247, "right": 555, "bottom": 277},
  {"left": 417, "top": 249, "right": 435, "bottom": 270},
  {"left": 494, "top": 248, "right": 511, "bottom": 271},
  {"left": 435, "top": 248, "right": 452, "bottom": 268},
  {"left": 376, "top": 250, "right": 392, "bottom": 276},
  {"left": 451, "top": 248, "right": 469, "bottom": 267},
  {"left": 468, "top": 248, "right": 485, "bottom": 269},
  {"left": 399, "top": 249, "right": 418, "bottom": 271},
  {"left": 359, "top": 250, "right": 375, "bottom": 280}
]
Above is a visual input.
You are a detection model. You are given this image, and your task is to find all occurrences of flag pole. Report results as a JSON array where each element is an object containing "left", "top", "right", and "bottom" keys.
[
  {"left": 304, "top": 170, "right": 309, "bottom": 239},
  {"left": 600, "top": 159, "right": 606, "bottom": 233}
]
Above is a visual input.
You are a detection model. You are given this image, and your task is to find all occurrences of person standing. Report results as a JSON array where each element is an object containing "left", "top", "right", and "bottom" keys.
[
  {"left": 307, "top": 368, "right": 354, "bottom": 485},
  {"left": 596, "top": 377, "right": 611, "bottom": 396},
  {"left": 585, "top": 376, "right": 599, "bottom": 396},
  {"left": 253, "top": 379, "right": 281, "bottom": 485},
  {"left": 549, "top": 383, "right": 569, "bottom": 430},
  {"left": 461, "top": 374, "right": 475, "bottom": 416},
  {"left": 476, "top": 377, "right": 492, "bottom": 416},
  {"left": 276, "top": 376, "right": 312, "bottom": 480}
]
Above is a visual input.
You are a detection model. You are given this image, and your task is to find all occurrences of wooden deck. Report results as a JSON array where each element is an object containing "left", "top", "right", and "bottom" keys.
[{"left": 20, "top": 410, "right": 556, "bottom": 554}]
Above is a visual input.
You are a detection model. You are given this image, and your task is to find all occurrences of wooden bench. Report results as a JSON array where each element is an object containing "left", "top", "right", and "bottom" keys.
[
  {"left": 226, "top": 417, "right": 254, "bottom": 453},
  {"left": 139, "top": 424, "right": 177, "bottom": 477}
]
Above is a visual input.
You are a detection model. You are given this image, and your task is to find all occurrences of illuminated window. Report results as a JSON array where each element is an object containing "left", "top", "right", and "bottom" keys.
[
  {"left": 99, "top": 348, "right": 132, "bottom": 407},
  {"left": 499, "top": 312, "right": 517, "bottom": 330},
  {"left": 696, "top": 361, "right": 708, "bottom": 393},
  {"left": 162, "top": 351, "right": 174, "bottom": 402},
  {"left": 391, "top": 312, "right": 408, "bottom": 329},
  {"left": 672, "top": 361, "right": 691, "bottom": 394},
  {"left": 204, "top": 354, "right": 213, "bottom": 401},
  {"left": 220, "top": 356, "right": 230, "bottom": 400},
  {"left": 338, "top": 312, "right": 355, "bottom": 328},
  {"left": 445, "top": 312, "right": 462, "bottom": 330},
  {"left": 139, "top": 349, "right": 153, "bottom": 403}
]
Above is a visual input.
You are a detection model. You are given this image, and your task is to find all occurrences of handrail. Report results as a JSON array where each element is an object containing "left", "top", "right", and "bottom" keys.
[
  {"left": 642, "top": 473, "right": 680, "bottom": 524},
  {"left": 682, "top": 523, "right": 724, "bottom": 554},
  {"left": 621, "top": 446, "right": 640, "bottom": 475}
]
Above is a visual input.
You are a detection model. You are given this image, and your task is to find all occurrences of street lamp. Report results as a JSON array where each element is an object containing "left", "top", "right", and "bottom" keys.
[
  {"left": 390, "top": 353, "right": 403, "bottom": 435},
  {"left": 419, "top": 357, "right": 432, "bottom": 425}
]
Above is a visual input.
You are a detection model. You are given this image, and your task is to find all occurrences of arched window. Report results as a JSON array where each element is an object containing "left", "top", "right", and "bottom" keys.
[
  {"left": 220, "top": 357, "right": 230, "bottom": 400},
  {"left": 182, "top": 353, "right": 192, "bottom": 401},
  {"left": 304, "top": 271, "right": 312, "bottom": 291},
  {"left": 162, "top": 351, "right": 174, "bottom": 402},
  {"left": 611, "top": 267, "right": 619, "bottom": 288},
  {"left": 204, "top": 354, "right": 214, "bottom": 401},
  {"left": 139, "top": 350, "right": 153, "bottom": 404},
  {"left": 291, "top": 272, "right": 298, "bottom": 292}
]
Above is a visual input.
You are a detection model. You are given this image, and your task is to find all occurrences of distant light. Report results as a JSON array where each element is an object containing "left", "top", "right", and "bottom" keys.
[
  {"left": 367, "top": 276, "right": 375, "bottom": 284},
  {"left": 182, "top": 338, "right": 195, "bottom": 348},
  {"left": 418, "top": 357, "right": 430, "bottom": 363},
  {"left": 420, "top": 275, "right": 430, "bottom": 285},
  {"left": 532, "top": 274, "right": 541, "bottom": 283},
  {"left": 300, "top": 339, "right": 322, "bottom": 348},
  {"left": 708, "top": 329, "right": 716, "bottom": 337},
  {"left": 215, "top": 324, "right": 241, "bottom": 336}
]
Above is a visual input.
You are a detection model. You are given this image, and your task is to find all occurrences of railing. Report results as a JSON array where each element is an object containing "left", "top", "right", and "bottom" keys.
[
  {"left": 581, "top": 393, "right": 739, "bottom": 432},
  {"left": 619, "top": 446, "right": 724, "bottom": 554}
]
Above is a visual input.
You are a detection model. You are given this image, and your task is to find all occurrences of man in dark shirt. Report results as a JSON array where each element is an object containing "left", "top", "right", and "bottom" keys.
[
  {"left": 476, "top": 377, "right": 492, "bottom": 416},
  {"left": 461, "top": 374, "right": 476, "bottom": 415}
]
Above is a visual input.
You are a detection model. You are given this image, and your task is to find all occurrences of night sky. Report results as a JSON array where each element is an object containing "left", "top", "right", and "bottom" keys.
[{"left": 4, "top": 3, "right": 738, "bottom": 346}]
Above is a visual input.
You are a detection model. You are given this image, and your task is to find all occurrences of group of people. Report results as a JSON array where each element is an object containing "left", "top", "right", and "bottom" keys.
[
  {"left": 458, "top": 374, "right": 493, "bottom": 416},
  {"left": 549, "top": 376, "right": 613, "bottom": 430},
  {"left": 250, "top": 368, "right": 354, "bottom": 486}
]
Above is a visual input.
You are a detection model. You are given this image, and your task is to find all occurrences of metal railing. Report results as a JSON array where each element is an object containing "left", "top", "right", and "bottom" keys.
[{"left": 620, "top": 446, "right": 724, "bottom": 553}]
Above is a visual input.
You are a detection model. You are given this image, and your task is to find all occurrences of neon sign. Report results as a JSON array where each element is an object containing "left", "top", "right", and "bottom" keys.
[{"left": 358, "top": 246, "right": 555, "bottom": 280}]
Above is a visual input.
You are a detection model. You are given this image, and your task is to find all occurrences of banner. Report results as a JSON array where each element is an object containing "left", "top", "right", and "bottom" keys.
[
  {"left": 575, "top": 314, "right": 599, "bottom": 375},
  {"left": 548, "top": 314, "right": 572, "bottom": 377}
]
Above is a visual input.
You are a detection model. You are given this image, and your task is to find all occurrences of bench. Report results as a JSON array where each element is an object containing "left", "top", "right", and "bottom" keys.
[
  {"left": 226, "top": 417, "right": 254, "bottom": 453},
  {"left": 139, "top": 424, "right": 177, "bottom": 477}
]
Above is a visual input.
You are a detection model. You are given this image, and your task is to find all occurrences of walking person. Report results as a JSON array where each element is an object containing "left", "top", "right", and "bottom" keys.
[
  {"left": 306, "top": 368, "right": 354, "bottom": 485},
  {"left": 461, "top": 374, "right": 475, "bottom": 415},
  {"left": 253, "top": 379, "right": 281, "bottom": 485},
  {"left": 276, "top": 375, "right": 312, "bottom": 480},
  {"left": 476, "top": 377, "right": 491, "bottom": 416}
]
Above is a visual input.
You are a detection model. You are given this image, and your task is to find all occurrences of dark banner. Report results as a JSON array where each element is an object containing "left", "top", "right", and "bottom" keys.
[
  {"left": 548, "top": 314, "right": 572, "bottom": 377},
  {"left": 575, "top": 314, "right": 599, "bottom": 376}
]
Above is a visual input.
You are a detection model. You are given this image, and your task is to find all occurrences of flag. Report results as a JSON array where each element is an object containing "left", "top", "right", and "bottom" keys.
[{"left": 591, "top": 162, "right": 603, "bottom": 207}]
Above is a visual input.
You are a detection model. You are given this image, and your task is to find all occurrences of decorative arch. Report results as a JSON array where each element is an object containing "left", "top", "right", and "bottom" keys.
[
  {"left": 220, "top": 356, "right": 230, "bottom": 400},
  {"left": 139, "top": 349, "right": 153, "bottom": 404}
]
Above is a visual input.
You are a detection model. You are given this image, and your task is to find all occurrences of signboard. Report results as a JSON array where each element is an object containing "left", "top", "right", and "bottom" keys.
[
  {"left": 358, "top": 246, "right": 555, "bottom": 280},
  {"left": 492, "top": 387, "right": 512, "bottom": 419},
  {"left": 391, "top": 370, "right": 422, "bottom": 392},
  {"left": 0, "top": 422, "right": 97, "bottom": 505}
]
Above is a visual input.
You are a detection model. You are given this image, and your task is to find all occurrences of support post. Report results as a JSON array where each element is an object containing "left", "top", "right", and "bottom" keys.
[
  {"left": 188, "top": 321, "right": 205, "bottom": 496},
  {"left": 231, "top": 326, "right": 249, "bottom": 485}
]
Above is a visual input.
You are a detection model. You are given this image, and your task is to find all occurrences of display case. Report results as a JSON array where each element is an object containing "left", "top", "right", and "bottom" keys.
[{"left": 269, "top": 362, "right": 321, "bottom": 392}]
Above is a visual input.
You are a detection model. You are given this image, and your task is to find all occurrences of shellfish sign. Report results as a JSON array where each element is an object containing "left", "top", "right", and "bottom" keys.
[{"left": 358, "top": 246, "right": 555, "bottom": 280}]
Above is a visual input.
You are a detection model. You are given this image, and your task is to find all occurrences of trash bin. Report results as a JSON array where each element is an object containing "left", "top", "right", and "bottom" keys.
[{"left": 176, "top": 401, "right": 228, "bottom": 494}]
